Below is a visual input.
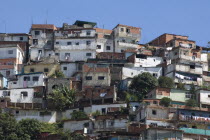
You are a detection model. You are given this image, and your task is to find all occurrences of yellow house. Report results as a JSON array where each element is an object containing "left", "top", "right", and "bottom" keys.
[{"left": 24, "top": 63, "right": 60, "bottom": 77}]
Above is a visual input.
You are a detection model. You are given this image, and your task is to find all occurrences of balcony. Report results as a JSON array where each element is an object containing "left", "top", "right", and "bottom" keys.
[
  {"left": 117, "top": 42, "right": 138, "bottom": 49},
  {"left": 175, "top": 78, "right": 202, "bottom": 86},
  {"left": 116, "top": 33, "right": 140, "bottom": 40},
  {"left": 179, "top": 115, "right": 210, "bottom": 123},
  {"left": 54, "top": 44, "right": 96, "bottom": 50},
  {"left": 175, "top": 65, "right": 203, "bottom": 75}
]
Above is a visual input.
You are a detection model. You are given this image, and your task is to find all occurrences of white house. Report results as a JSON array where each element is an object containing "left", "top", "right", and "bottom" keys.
[
  {"left": 11, "top": 109, "right": 57, "bottom": 123},
  {"left": 122, "top": 67, "right": 162, "bottom": 79},
  {"left": 8, "top": 72, "right": 46, "bottom": 89},
  {"left": 197, "top": 90, "right": 210, "bottom": 108},
  {"left": 0, "top": 44, "right": 24, "bottom": 78}
]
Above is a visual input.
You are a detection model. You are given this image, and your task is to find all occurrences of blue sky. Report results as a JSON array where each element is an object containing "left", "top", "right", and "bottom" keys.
[{"left": 0, "top": 0, "right": 210, "bottom": 46}]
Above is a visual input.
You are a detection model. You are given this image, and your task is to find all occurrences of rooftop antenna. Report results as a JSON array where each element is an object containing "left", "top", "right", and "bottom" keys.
[
  {"left": 45, "top": 10, "right": 48, "bottom": 24},
  {"left": 3, "top": 20, "right": 6, "bottom": 33},
  {"left": 31, "top": 16, "right": 34, "bottom": 24}
]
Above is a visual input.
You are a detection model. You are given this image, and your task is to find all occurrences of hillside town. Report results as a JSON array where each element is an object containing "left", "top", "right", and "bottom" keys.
[{"left": 1, "top": 20, "right": 210, "bottom": 140}]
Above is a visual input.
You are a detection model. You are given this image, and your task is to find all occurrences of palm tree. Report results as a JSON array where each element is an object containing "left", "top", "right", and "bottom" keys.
[{"left": 49, "top": 85, "right": 76, "bottom": 111}]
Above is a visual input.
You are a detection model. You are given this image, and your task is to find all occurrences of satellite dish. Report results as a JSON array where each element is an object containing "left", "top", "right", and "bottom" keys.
[{"left": 100, "top": 93, "right": 107, "bottom": 97}]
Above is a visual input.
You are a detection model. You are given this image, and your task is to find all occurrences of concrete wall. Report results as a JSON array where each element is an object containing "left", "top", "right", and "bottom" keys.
[
  {"left": 14, "top": 110, "right": 56, "bottom": 123},
  {"left": 91, "top": 103, "right": 127, "bottom": 114},
  {"left": 82, "top": 72, "right": 111, "bottom": 87},
  {"left": 134, "top": 56, "right": 163, "bottom": 67},
  {"left": 122, "top": 67, "right": 162, "bottom": 79},
  {"left": 24, "top": 64, "right": 59, "bottom": 77},
  {"left": 8, "top": 73, "right": 45, "bottom": 89},
  {"left": 60, "top": 63, "right": 77, "bottom": 78},
  {"left": 63, "top": 120, "right": 90, "bottom": 132}
]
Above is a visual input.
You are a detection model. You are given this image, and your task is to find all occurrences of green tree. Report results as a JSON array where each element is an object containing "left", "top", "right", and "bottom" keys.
[
  {"left": 71, "top": 111, "right": 88, "bottom": 120},
  {"left": 177, "top": 82, "right": 186, "bottom": 90},
  {"left": 129, "top": 72, "right": 158, "bottom": 99},
  {"left": 125, "top": 91, "right": 138, "bottom": 102},
  {"left": 17, "top": 119, "right": 42, "bottom": 140},
  {"left": 0, "top": 112, "right": 19, "bottom": 140},
  {"left": 51, "top": 70, "right": 65, "bottom": 78},
  {"left": 189, "top": 83, "right": 196, "bottom": 99},
  {"left": 49, "top": 85, "right": 76, "bottom": 111},
  {"left": 160, "top": 97, "right": 172, "bottom": 107},
  {"left": 186, "top": 99, "right": 197, "bottom": 107},
  {"left": 158, "top": 76, "right": 174, "bottom": 88}
]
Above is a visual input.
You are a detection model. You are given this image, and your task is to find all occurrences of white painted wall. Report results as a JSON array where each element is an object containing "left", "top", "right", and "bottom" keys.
[
  {"left": 4, "top": 36, "right": 28, "bottom": 42},
  {"left": 8, "top": 73, "right": 46, "bottom": 89},
  {"left": 91, "top": 103, "right": 127, "bottom": 114},
  {"left": 134, "top": 56, "right": 163, "bottom": 67},
  {"left": 14, "top": 110, "right": 56, "bottom": 123},
  {"left": 64, "top": 120, "right": 90, "bottom": 132},
  {"left": 58, "top": 50, "right": 96, "bottom": 62},
  {"left": 122, "top": 67, "right": 162, "bottom": 79},
  {"left": 199, "top": 90, "right": 210, "bottom": 105},
  {"left": 61, "top": 63, "right": 77, "bottom": 78},
  {"left": 96, "top": 39, "right": 114, "bottom": 53}
]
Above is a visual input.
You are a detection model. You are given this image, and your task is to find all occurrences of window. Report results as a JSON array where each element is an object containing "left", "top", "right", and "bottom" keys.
[
  {"left": 6, "top": 71, "right": 10, "bottom": 76},
  {"left": 76, "top": 42, "right": 79, "bottom": 45},
  {"left": 1, "top": 99, "right": 4, "bottom": 102},
  {"left": 30, "top": 68, "right": 35, "bottom": 72},
  {"left": 126, "top": 28, "right": 130, "bottom": 33},
  {"left": 153, "top": 59, "right": 156, "bottom": 62},
  {"left": 65, "top": 53, "right": 70, "bottom": 57},
  {"left": 86, "top": 31, "right": 91, "bottom": 36},
  {"left": 152, "top": 110, "right": 157, "bottom": 115},
  {"left": 86, "top": 41, "right": 91, "bottom": 45},
  {"left": 190, "top": 65, "right": 195, "bottom": 69},
  {"left": 20, "top": 37, "right": 23, "bottom": 41},
  {"left": 21, "top": 91, "right": 28, "bottom": 97},
  {"left": 40, "top": 111, "right": 52, "bottom": 116},
  {"left": 97, "top": 45, "right": 101, "bottom": 49},
  {"left": 106, "top": 46, "right": 111, "bottom": 50},
  {"left": 16, "top": 110, "right": 19, "bottom": 114},
  {"left": 56, "top": 41, "right": 59, "bottom": 44},
  {"left": 174, "top": 52, "right": 178, "bottom": 55},
  {"left": 153, "top": 73, "right": 157, "bottom": 77},
  {"left": 33, "top": 76, "right": 39, "bottom": 81},
  {"left": 102, "top": 108, "right": 106, "bottom": 114},
  {"left": 67, "top": 42, "right": 72, "bottom": 45},
  {"left": 120, "top": 28, "right": 124, "bottom": 32},
  {"left": 98, "top": 76, "right": 105, "bottom": 80},
  {"left": 35, "top": 31, "right": 40, "bottom": 35},
  {"left": 108, "top": 121, "right": 114, "bottom": 126},
  {"left": 23, "top": 76, "right": 30, "bottom": 81},
  {"left": 208, "top": 95, "right": 210, "bottom": 98},
  {"left": 33, "top": 39, "right": 38, "bottom": 45},
  {"left": 86, "top": 53, "right": 92, "bottom": 56},
  {"left": 47, "top": 41, "right": 52, "bottom": 45},
  {"left": 13, "top": 82, "right": 17, "bottom": 84},
  {"left": 38, "top": 50, "right": 42, "bottom": 54},
  {"left": 189, "top": 44, "right": 192, "bottom": 48},
  {"left": 44, "top": 68, "right": 49, "bottom": 72},
  {"left": 8, "top": 50, "right": 13, "bottom": 54},
  {"left": 63, "top": 67, "right": 67, "bottom": 70},
  {"left": 55, "top": 53, "right": 59, "bottom": 56},
  {"left": 185, "top": 92, "right": 193, "bottom": 99},
  {"left": 86, "top": 76, "right": 92, "bottom": 80}
]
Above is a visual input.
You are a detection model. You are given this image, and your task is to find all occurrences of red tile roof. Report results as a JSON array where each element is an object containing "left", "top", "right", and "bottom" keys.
[{"left": 31, "top": 24, "right": 57, "bottom": 30}]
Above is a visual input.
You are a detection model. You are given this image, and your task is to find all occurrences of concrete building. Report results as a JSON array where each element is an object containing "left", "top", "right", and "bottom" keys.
[
  {"left": 0, "top": 44, "right": 24, "bottom": 78},
  {"left": 29, "top": 24, "right": 57, "bottom": 61},
  {"left": 82, "top": 64, "right": 111, "bottom": 88},
  {"left": 127, "top": 54, "right": 163, "bottom": 67},
  {"left": 8, "top": 72, "right": 46, "bottom": 89},
  {"left": 94, "top": 115, "right": 128, "bottom": 132},
  {"left": 147, "top": 87, "right": 190, "bottom": 103}
]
